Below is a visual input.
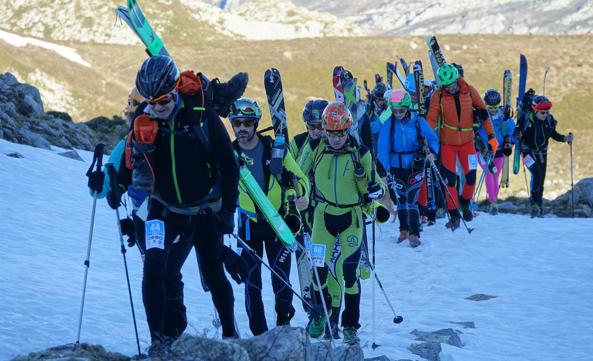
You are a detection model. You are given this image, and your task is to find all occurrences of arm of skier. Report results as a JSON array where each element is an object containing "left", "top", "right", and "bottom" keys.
[
  {"left": 283, "top": 151, "right": 310, "bottom": 200},
  {"left": 297, "top": 141, "right": 315, "bottom": 176},
  {"left": 426, "top": 90, "right": 441, "bottom": 130},
  {"left": 549, "top": 116, "right": 569, "bottom": 143},
  {"left": 209, "top": 114, "right": 240, "bottom": 213},
  {"left": 420, "top": 118, "right": 439, "bottom": 156},
  {"left": 361, "top": 149, "right": 386, "bottom": 194}
]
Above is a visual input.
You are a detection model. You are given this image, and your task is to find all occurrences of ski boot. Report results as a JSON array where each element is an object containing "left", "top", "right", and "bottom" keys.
[
  {"left": 324, "top": 322, "right": 340, "bottom": 340},
  {"left": 461, "top": 204, "right": 473, "bottom": 222},
  {"left": 358, "top": 260, "right": 371, "bottom": 280},
  {"left": 488, "top": 202, "right": 499, "bottom": 215},
  {"left": 530, "top": 204, "right": 543, "bottom": 218},
  {"left": 147, "top": 337, "right": 174, "bottom": 357},
  {"left": 397, "top": 230, "right": 409, "bottom": 243},
  {"left": 445, "top": 214, "right": 461, "bottom": 231},
  {"left": 342, "top": 327, "right": 360, "bottom": 345},
  {"left": 409, "top": 234, "right": 421, "bottom": 248},
  {"left": 307, "top": 313, "right": 327, "bottom": 338}
]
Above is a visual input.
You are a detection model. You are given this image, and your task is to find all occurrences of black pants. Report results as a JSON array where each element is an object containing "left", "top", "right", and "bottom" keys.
[
  {"left": 239, "top": 215, "right": 294, "bottom": 336},
  {"left": 390, "top": 167, "right": 424, "bottom": 236},
  {"left": 144, "top": 202, "right": 236, "bottom": 342},
  {"left": 525, "top": 151, "right": 548, "bottom": 207}
]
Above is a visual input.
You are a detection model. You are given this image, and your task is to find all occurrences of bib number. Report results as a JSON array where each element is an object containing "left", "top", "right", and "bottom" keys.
[
  {"left": 311, "top": 243, "right": 326, "bottom": 268},
  {"left": 145, "top": 220, "right": 165, "bottom": 250},
  {"left": 468, "top": 154, "right": 478, "bottom": 170},
  {"left": 523, "top": 154, "right": 536, "bottom": 169}
]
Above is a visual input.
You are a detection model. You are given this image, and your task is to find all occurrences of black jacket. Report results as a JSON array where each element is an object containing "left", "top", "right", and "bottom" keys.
[{"left": 518, "top": 111, "right": 565, "bottom": 153}]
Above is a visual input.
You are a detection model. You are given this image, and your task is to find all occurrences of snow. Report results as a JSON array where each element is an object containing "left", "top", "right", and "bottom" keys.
[
  {"left": 1, "top": 138, "right": 592, "bottom": 360},
  {"left": 0, "top": 30, "right": 91, "bottom": 68}
]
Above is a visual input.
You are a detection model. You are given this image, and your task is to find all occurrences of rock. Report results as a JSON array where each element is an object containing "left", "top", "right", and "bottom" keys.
[
  {"left": 47, "top": 111, "right": 73, "bottom": 122},
  {"left": 465, "top": 294, "right": 497, "bottom": 301},
  {"left": 449, "top": 321, "right": 475, "bottom": 329},
  {"left": 333, "top": 344, "right": 364, "bottom": 361},
  {"left": 58, "top": 150, "right": 84, "bottom": 161},
  {"left": 10, "top": 343, "right": 129, "bottom": 361},
  {"left": 365, "top": 356, "right": 391, "bottom": 361},
  {"left": 6, "top": 152, "right": 24, "bottom": 158},
  {"left": 171, "top": 334, "right": 249, "bottom": 361},
  {"left": 411, "top": 329, "right": 463, "bottom": 348},
  {"left": 233, "top": 326, "right": 307, "bottom": 361},
  {"left": 17, "top": 128, "right": 52, "bottom": 149},
  {"left": 408, "top": 342, "right": 441, "bottom": 361},
  {"left": 310, "top": 341, "right": 333, "bottom": 361}
]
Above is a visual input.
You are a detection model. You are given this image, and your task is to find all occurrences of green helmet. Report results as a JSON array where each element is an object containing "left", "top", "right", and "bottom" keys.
[
  {"left": 438, "top": 63, "right": 459, "bottom": 86},
  {"left": 229, "top": 97, "right": 262, "bottom": 123},
  {"left": 385, "top": 89, "right": 412, "bottom": 108}
]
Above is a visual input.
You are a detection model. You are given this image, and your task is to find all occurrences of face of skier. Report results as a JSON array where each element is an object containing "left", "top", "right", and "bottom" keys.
[
  {"left": 443, "top": 81, "right": 459, "bottom": 95},
  {"left": 307, "top": 122, "right": 324, "bottom": 140},
  {"left": 487, "top": 105, "right": 499, "bottom": 116},
  {"left": 150, "top": 93, "right": 176, "bottom": 119},
  {"left": 326, "top": 130, "right": 348, "bottom": 150},
  {"left": 391, "top": 106, "right": 408, "bottom": 121},
  {"left": 231, "top": 118, "right": 257, "bottom": 144},
  {"left": 534, "top": 110, "right": 549, "bottom": 120}
]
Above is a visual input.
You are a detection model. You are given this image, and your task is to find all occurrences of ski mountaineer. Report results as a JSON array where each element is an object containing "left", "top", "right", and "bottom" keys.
[
  {"left": 125, "top": 55, "right": 248, "bottom": 355},
  {"left": 404, "top": 73, "right": 444, "bottom": 226},
  {"left": 426, "top": 63, "right": 499, "bottom": 230},
  {"left": 377, "top": 90, "right": 439, "bottom": 247},
  {"left": 290, "top": 99, "right": 344, "bottom": 339},
  {"left": 229, "top": 97, "right": 310, "bottom": 336},
  {"left": 299, "top": 101, "right": 385, "bottom": 345},
  {"left": 477, "top": 89, "right": 516, "bottom": 214},
  {"left": 515, "top": 94, "right": 573, "bottom": 217}
]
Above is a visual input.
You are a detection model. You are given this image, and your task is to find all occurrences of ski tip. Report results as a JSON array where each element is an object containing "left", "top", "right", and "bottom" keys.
[{"left": 394, "top": 315, "right": 404, "bottom": 324}]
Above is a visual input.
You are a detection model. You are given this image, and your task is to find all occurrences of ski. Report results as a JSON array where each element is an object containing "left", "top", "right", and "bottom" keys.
[
  {"left": 513, "top": 54, "right": 528, "bottom": 174},
  {"left": 543, "top": 66, "right": 551, "bottom": 96},
  {"left": 425, "top": 36, "right": 447, "bottom": 85},
  {"left": 394, "top": 61, "right": 407, "bottom": 88},
  {"left": 117, "top": 0, "right": 169, "bottom": 57},
  {"left": 500, "top": 69, "right": 512, "bottom": 188},
  {"left": 333, "top": 65, "right": 345, "bottom": 102},
  {"left": 386, "top": 62, "right": 394, "bottom": 89},
  {"left": 238, "top": 165, "right": 297, "bottom": 251},
  {"left": 341, "top": 69, "right": 358, "bottom": 112},
  {"left": 400, "top": 57, "right": 410, "bottom": 76},
  {"left": 413, "top": 60, "right": 426, "bottom": 116},
  {"left": 427, "top": 49, "right": 439, "bottom": 81},
  {"left": 264, "top": 68, "right": 288, "bottom": 140}
]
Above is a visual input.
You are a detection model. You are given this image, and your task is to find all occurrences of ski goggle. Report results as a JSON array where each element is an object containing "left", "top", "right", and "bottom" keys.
[
  {"left": 487, "top": 106, "right": 499, "bottom": 112},
  {"left": 325, "top": 130, "right": 348, "bottom": 138},
  {"left": 391, "top": 107, "right": 408, "bottom": 115},
  {"left": 230, "top": 104, "right": 261, "bottom": 119},
  {"left": 307, "top": 123, "right": 323, "bottom": 130},
  {"left": 231, "top": 118, "right": 256, "bottom": 128}
]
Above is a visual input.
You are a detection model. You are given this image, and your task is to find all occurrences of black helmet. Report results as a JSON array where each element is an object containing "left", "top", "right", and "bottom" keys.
[
  {"left": 371, "top": 83, "right": 388, "bottom": 99},
  {"left": 484, "top": 88, "right": 501, "bottom": 106},
  {"left": 135, "top": 55, "right": 180, "bottom": 101},
  {"left": 302, "top": 99, "right": 329, "bottom": 123}
]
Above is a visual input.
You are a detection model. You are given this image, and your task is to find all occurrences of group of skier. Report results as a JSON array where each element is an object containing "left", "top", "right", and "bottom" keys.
[{"left": 87, "top": 52, "right": 574, "bottom": 355}]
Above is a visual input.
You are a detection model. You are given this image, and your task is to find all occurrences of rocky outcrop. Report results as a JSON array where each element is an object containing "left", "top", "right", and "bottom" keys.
[{"left": 0, "top": 72, "right": 126, "bottom": 152}]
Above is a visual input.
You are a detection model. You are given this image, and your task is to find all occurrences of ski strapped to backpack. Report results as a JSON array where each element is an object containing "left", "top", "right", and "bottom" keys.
[
  {"left": 115, "top": 1, "right": 169, "bottom": 57},
  {"left": 514, "top": 54, "right": 528, "bottom": 174},
  {"left": 500, "top": 69, "right": 513, "bottom": 188}
]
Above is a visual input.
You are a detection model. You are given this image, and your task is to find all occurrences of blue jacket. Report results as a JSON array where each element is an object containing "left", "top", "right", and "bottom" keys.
[
  {"left": 478, "top": 107, "right": 515, "bottom": 152},
  {"left": 377, "top": 112, "right": 439, "bottom": 170}
]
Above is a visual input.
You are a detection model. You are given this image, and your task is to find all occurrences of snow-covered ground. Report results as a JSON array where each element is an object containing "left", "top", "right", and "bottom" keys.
[{"left": 1, "top": 139, "right": 592, "bottom": 361}]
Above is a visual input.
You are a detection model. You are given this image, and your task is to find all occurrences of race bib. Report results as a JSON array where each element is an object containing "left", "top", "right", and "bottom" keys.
[
  {"left": 468, "top": 154, "right": 478, "bottom": 170},
  {"left": 523, "top": 154, "right": 536, "bottom": 169},
  {"left": 310, "top": 243, "right": 326, "bottom": 268},
  {"left": 145, "top": 220, "right": 165, "bottom": 250}
]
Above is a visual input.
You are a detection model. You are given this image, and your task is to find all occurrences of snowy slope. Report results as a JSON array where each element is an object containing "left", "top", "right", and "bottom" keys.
[{"left": 1, "top": 139, "right": 593, "bottom": 360}]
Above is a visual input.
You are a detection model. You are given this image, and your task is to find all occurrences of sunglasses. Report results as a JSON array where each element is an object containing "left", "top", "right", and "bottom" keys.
[
  {"left": 326, "top": 130, "right": 348, "bottom": 138},
  {"left": 149, "top": 94, "right": 173, "bottom": 106},
  {"left": 231, "top": 118, "right": 256, "bottom": 128},
  {"left": 535, "top": 110, "right": 550, "bottom": 115},
  {"left": 307, "top": 123, "right": 323, "bottom": 130},
  {"left": 487, "top": 106, "right": 499, "bottom": 112}
]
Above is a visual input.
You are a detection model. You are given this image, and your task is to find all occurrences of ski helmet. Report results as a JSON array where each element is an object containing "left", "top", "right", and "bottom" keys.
[
  {"left": 303, "top": 99, "right": 329, "bottom": 124},
  {"left": 322, "top": 101, "right": 353, "bottom": 131},
  {"left": 532, "top": 95, "right": 553, "bottom": 112},
  {"left": 484, "top": 88, "right": 502, "bottom": 106},
  {"left": 404, "top": 73, "right": 416, "bottom": 94},
  {"left": 124, "top": 86, "right": 146, "bottom": 115},
  {"left": 372, "top": 83, "right": 388, "bottom": 99},
  {"left": 135, "top": 55, "right": 180, "bottom": 101},
  {"left": 229, "top": 97, "right": 262, "bottom": 125},
  {"left": 437, "top": 63, "right": 459, "bottom": 86},
  {"left": 385, "top": 89, "right": 412, "bottom": 108}
]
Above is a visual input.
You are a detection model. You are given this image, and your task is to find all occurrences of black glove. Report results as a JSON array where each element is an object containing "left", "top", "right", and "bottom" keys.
[
  {"left": 120, "top": 217, "right": 136, "bottom": 247},
  {"left": 219, "top": 245, "right": 248, "bottom": 284},
  {"left": 106, "top": 184, "right": 125, "bottom": 210},
  {"left": 215, "top": 210, "right": 235, "bottom": 235},
  {"left": 367, "top": 182, "right": 384, "bottom": 200},
  {"left": 88, "top": 170, "right": 105, "bottom": 194}
]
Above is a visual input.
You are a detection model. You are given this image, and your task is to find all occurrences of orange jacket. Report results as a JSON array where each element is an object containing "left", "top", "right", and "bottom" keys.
[{"left": 426, "top": 78, "right": 494, "bottom": 146}]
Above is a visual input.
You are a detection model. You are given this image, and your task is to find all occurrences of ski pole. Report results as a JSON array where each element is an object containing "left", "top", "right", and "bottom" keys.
[
  {"left": 106, "top": 164, "right": 142, "bottom": 357},
  {"left": 360, "top": 240, "right": 404, "bottom": 325},
  {"left": 76, "top": 144, "right": 105, "bottom": 348},
  {"left": 569, "top": 138, "right": 575, "bottom": 217},
  {"left": 426, "top": 157, "right": 474, "bottom": 234},
  {"left": 522, "top": 163, "right": 530, "bottom": 198},
  {"left": 371, "top": 217, "right": 377, "bottom": 350}
]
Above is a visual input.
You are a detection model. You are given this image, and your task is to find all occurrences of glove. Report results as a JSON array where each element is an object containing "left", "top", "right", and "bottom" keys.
[
  {"left": 88, "top": 170, "right": 105, "bottom": 194},
  {"left": 219, "top": 245, "right": 248, "bottom": 284},
  {"left": 120, "top": 217, "right": 136, "bottom": 247},
  {"left": 513, "top": 129, "right": 522, "bottom": 139},
  {"left": 106, "top": 184, "right": 125, "bottom": 210},
  {"left": 367, "top": 182, "right": 384, "bottom": 200},
  {"left": 503, "top": 137, "right": 513, "bottom": 156},
  {"left": 487, "top": 136, "right": 499, "bottom": 152},
  {"left": 215, "top": 210, "right": 235, "bottom": 235},
  {"left": 565, "top": 132, "right": 574, "bottom": 144}
]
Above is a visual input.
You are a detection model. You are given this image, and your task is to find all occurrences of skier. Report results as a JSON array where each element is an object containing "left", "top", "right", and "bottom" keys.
[
  {"left": 377, "top": 90, "right": 439, "bottom": 247},
  {"left": 299, "top": 101, "right": 385, "bottom": 345},
  {"left": 426, "top": 63, "right": 498, "bottom": 229},
  {"left": 477, "top": 88, "right": 515, "bottom": 214},
  {"left": 229, "top": 97, "right": 310, "bottom": 336},
  {"left": 515, "top": 94, "right": 573, "bottom": 217},
  {"left": 122, "top": 55, "right": 247, "bottom": 354}
]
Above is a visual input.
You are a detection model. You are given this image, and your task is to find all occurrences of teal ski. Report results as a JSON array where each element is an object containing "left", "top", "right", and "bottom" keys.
[{"left": 116, "top": 1, "right": 169, "bottom": 57}]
